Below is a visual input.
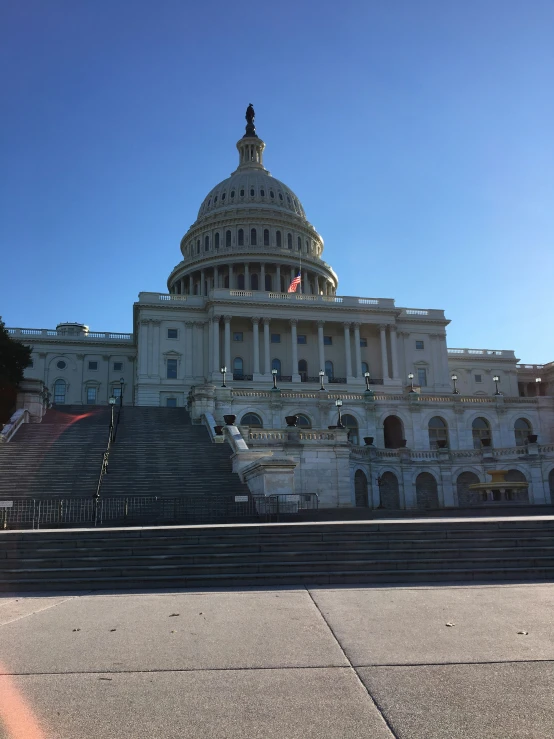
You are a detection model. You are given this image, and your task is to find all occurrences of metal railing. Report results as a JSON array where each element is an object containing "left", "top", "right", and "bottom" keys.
[
  {"left": 0, "top": 493, "right": 319, "bottom": 530},
  {"left": 94, "top": 394, "right": 123, "bottom": 498}
]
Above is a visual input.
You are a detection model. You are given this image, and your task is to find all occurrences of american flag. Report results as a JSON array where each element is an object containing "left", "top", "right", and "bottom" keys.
[{"left": 287, "top": 273, "right": 301, "bottom": 293}]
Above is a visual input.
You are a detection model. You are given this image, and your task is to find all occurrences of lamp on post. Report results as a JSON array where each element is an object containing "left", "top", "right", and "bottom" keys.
[
  {"left": 536, "top": 377, "right": 542, "bottom": 397},
  {"left": 108, "top": 395, "right": 116, "bottom": 442},
  {"left": 119, "top": 377, "right": 124, "bottom": 408},
  {"left": 451, "top": 374, "right": 459, "bottom": 394},
  {"left": 408, "top": 372, "right": 415, "bottom": 393},
  {"left": 364, "top": 371, "right": 371, "bottom": 392},
  {"left": 220, "top": 366, "right": 227, "bottom": 388},
  {"left": 319, "top": 369, "right": 325, "bottom": 391},
  {"left": 335, "top": 398, "right": 344, "bottom": 428},
  {"left": 493, "top": 375, "right": 501, "bottom": 396},
  {"left": 271, "top": 368, "right": 278, "bottom": 390}
]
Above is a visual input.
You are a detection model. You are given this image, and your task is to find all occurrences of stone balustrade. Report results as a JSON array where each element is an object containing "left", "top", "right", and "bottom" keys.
[
  {"left": 448, "top": 347, "right": 516, "bottom": 358},
  {"left": 8, "top": 328, "right": 133, "bottom": 341}
]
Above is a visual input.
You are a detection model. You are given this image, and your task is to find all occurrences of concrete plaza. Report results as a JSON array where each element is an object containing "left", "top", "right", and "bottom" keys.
[{"left": 0, "top": 582, "right": 553, "bottom": 738}]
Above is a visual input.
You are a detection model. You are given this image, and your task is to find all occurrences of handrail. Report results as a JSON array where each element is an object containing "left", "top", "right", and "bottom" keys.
[
  {"left": 94, "top": 398, "right": 122, "bottom": 499},
  {"left": 0, "top": 409, "right": 29, "bottom": 443}
]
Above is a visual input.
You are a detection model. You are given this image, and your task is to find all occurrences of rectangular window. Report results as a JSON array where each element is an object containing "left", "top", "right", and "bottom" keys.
[
  {"left": 324, "top": 336, "right": 332, "bottom": 346},
  {"left": 359, "top": 338, "right": 367, "bottom": 348},
  {"left": 88, "top": 361, "right": 98, "bottom": 370},
  {"left": 417, "top": 368, "right": 427, "bottom": 387},
  {"left": 166, "top": 359, "right": 178, "bottom": 379},
  {"left": 297, "top": 335, "right": 307, "bottom": 344},
  {"left": 112, "top": 387, "right": 122, "bottom": 399},
  {"left": 233, "top": 332, "right": 243, "bottom": 342},
  {"left": 415, "top": 340, "right": 424, "bottom": 350},
  {"left": 475, "top": 374, "right": 482, "bottom": 383},
  {"left": 166, "top": 398, "right": 177, "bottom": 407},
  {"left": 271, "top": 333, "right": 281, "bottom": 343},
  {"left": 167, "top": 328, "right": 178, "bottom": 339},
  {"left": 113, "top": 362, "right": 123, "bottom": 371},
  {"left": 86, "top": 387, "right": 97, "bottom": 404}
]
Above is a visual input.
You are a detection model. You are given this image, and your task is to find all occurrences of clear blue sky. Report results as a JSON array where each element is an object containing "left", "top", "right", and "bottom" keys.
[{"left": 1, "top": 1, "right": 553, "bottom": 362}]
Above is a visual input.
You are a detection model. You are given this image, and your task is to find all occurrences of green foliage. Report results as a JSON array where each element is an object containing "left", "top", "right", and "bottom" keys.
[{"left": 0, "top": 318, "right": 32, "bottom": 422}]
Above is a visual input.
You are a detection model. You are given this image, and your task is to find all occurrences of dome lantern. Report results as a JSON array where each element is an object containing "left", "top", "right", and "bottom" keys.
[{"left": 235, "top": 103, "right": 266, "bottom": 172}]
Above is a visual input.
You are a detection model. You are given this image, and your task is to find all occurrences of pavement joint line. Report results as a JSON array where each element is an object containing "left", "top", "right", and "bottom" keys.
[
  {"left": 0, "top": 595, "right": 84, "bottom": 627},
  {"left": 304, "top": 587, "right": 399, "bottom": 739},
  {"left": 350, "top": 659, "right": 554, "bottom": 668},
  {"left": 0, "top": 666, "right": 356, "bottom": 677}
]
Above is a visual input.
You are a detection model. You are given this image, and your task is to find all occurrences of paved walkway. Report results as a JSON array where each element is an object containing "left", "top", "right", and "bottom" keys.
[{"left": 0, "top": 582, "right": 553, "bottom": 738}]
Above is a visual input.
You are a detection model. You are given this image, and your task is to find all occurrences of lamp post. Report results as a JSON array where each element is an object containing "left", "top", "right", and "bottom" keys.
[
  {"left": 408, "top": 372, "right": 415, "bottom": 393},
  {"left": 119, "top": 377, "right": 124, "bottom": 408},
  {"left": 108, "top": 395, "right": 116, "bottom": 442},
  {"left": 364, "top": 371, "right": 371, "bottom": 392},
  {"left": 220, "top": 366, "right": 227, "bottom": 388},
  {"left": 271, "top": 368, "right": 278, "bottom": 390},
  {"left": 493, "top": 375, "right": 501, "bottom": 396},
  {"left": 319, "top": 369, "right": 325, "bottom": 391},
  {"left": 451, "top": 374, "right": 459, "bottom": 394},
  {"left": 335, "top": 398, "right": 344, "bottom": 428},
  {"left": 536, "top": 377, "right": 542, "bottom": 397}
]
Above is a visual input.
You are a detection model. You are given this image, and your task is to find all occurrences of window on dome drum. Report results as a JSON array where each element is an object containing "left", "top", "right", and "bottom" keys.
[
  {"left": 297, "top": 236, "right": 301, "bottom": 250},
  {"left": 250, "top": 188, "right": 255, "bottom": 196},
  {"left": 88, "top": 361, "right": 98, "bottom": 371},
  {"left": 204, "top": 236, "right": 209, "bottom": 251},
  {"left": 264, "top": 229, "right": 269, "bottom": 246},
  {"left": 251, "top": 274, "right": 259, "bottom": 290},
  {"left": 325, "top": 360, "right": 334, "bottom": 379},
  {"left": 297, "top": 335, "right": 307, "bottom": 344},
  {"left": 224, "top": 275, "right": 229, "bottom": 288},
  {"left": 324, "top": 336, "right": 332, "bottom": 346},
  {"left": 270, "top": 190, "right": 274, "bottom": 198},
  {"left": 250, "top": 228, "right": 257, "bottom": 246},
  {"left": 416, "top": 340, "right": 424, "bottom": 350},
  {"left": 231, "top": 191, "right": 235, "bottom": 198},
  {"left": 214, "top": 195, "right": 218, "bottom": 203},
  {"left": 475, "top": 374, "right": 482, "bottom": 383},
  {"left": 238, "top": 229, "right": 244, "bottom": 246},
  {"left": 196, "top": 240, "right": 200, "bottom": 254},
  {"left": 86, "top": 387, "right": 97, "bottom": 405},
  {"left": 240, "top": 413, "right": 263, "bottom": 428},
  {"left": 287, "top": 233, "right": 292, "bottom": 249},
  {"left": 514, "top": 418, "right": 532, "bottom": 446},
  {"left": 167, "top": 329, "right": 178, "bottom": 339},
  {"left": 233, "top": 332, "right": 243, "bottom": 342},
  {"left": 276, "top": 231, "right": 282, "bottom": 247},
  {"left": 295, "top": 414, "right": 311, "bottom": 429},
  {"left": 166, "top": 359, "right": 178, "bottom": 379},
  {"left": 279, "top": 193, "right": 283, "bottom": 200},
  {"left": 343, "top": 414, "right": 359, "bottom": 445},
  {"left": 360, "top": 338, "right": 367, "bottom": 347},
  {"left": 240, "top": 189, "right": 244, "bottom": 196},
  {"left": 417, "top": 368, "right": 427, "bottom": 386},
  {"left": 215, "top": 232, "right": 220, "bottom": 248},
  {"left": 53, "top": 379, "right": 66, "bottom": 404},
  {"left": 57, "top": 360, "right": 66, "bottom": 370},
  {"left": 207, "top": 199, "right": 211, "bottom": 206},
  {"left": 361, "top": 361, "right": 369, "bottom": 374},
  {"left": 226, "top": 230, "right": 231, "bottom": 247},
  {"left": 298, "top": 359, "right": 308, "bottom": 381},
  {"left": 272, "top": 358, "right": 281, "bottom": 377},
  {"left": 472, "top": 417, "right": 492, "bottom": 448},
  {"left": 260, "top": 189, "right": 265, "bottom": 197},
  {"left": 237, "top": 274, "right": 245, "bottom": 290},
  {"left": 166, "top": 398, "right": 177, "bottom": 408},
  {"left": 428, "top": 416, "right": 448, "bottom": 449},
  {"left": 287, "top": 195, "right": 291, "bottom": 204},
  {"left": 271, "top": 334, "right": 280, "bottom": 344},
  {"left": 265, "top": 274, "right": 272, "bottom": 290}
]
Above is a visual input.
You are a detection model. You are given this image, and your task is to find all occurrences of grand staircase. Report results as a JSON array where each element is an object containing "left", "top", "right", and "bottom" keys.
[
  {"left": 0, "top": 405, "right": 249, "bottom": 499},
  {"left": 1, "top": 518, "right": 554, "bottom": 592}
]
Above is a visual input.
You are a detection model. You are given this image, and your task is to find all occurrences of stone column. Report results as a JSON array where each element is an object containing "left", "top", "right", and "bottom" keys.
[
  {"left": 252, "top": 317, "right": 261, "bottom": 377},
  {"left": 212, "top": 316, "right": 220, "bottom": 375},
  {"left": 353, "top": 323, "right": 362, "bottom": 378},
  {"left": 260, "top": 263, "right": 265, "bottom": 291},
  {"left": 290, "top": 319, "right": 301, "bottom": 382},
  {"left": 263, "top": 318, "right": 271, "bottom": 375},
  {"left": 200, "top": 270, "right": 205, "bottom": 296},
  {"left": 208, "top": 317, "right": 213, "bottom": 375},
  {"left": 180, "top": 278, "right": 185, "bottom": 295},
  {"left": 228, "top": 264, "right": 234, "bottom": 290},
  {"left": 317, "top": 321, "right": 326, "bottom": 377},
  {"left": 379, "top": 324, "right": 389, "bottom": 380},
  {"left": 276, "top": 265, "right": 281, "bottom": 292},
  {"left": 343, "top": 322, "right": 353, "bottom": 381},
  {"left": 389, "top": 325, "right": 400, "bottom": 379},
  {"left": 138, "top": 320, "right": 149, "bottom": 377},
  {"left": 214, "top": 266, "right": 219, "bottom": 290},
  {"left": 185, "top": 321, "right": 193, "bottom": 378},
  {"left": 244, "top": 262, "right": 249, "bottom": 290},
  {"left": 224, "top": 315, "right": 231, "bottom": 371}
]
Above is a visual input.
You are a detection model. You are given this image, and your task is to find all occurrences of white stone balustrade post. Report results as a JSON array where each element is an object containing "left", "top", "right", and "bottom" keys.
[
  {"left": 252, "top": 317, "right": 260, "bottom": 376},
  {"left": 224, "top": 315, "right": 231, "bottom": 372},
  {"left": 353, "top": 323, "right": 361, "bottom": 378},
  {"left": 263, "top": 318, "right": 271, "bottom": 375},
  {"left": 379, "top": 324, "right": 389, "bottom": 380}
]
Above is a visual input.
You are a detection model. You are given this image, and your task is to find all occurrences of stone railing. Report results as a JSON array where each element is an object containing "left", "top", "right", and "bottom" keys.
[
  {"left": 0, "top": 409, "right": 30, "bottom": 443},
  {"left": 7, "top": 328, "right": 133, "bottom": 341},
  {"left": 245, "top": 428, "right": 342, "bottom": 444},
  {"left": 448, "top": 347, "right": 516, "bottom": 358},
  {"left": 351, "top": 444, "right": 553, "bottom": 462}
]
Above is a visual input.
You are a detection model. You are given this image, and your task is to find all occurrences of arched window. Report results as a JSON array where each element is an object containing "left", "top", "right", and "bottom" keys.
[
  {"left": 514, "top": 418, "right": 532, "bottom": 446},
  {"left": 276, "top": 231, "right": 282, "bottom": 247},
  {"left": 238, "top": 229, "right": 244, "bottom": 246},
  {"left": 384, "top": 415, "right": 404, "bottom": 449},
  {"left": 361, "top": 361, "right": 369, "bottom": 375},
  {"left": 428, "top": 416, "right": 449, "bottom": 448},
  {"left": 53, "top": 379, "right": 66, "bottom": 404},
  {"left": 325, "top": 360, "right": 334, "bottom": 379},
  {"left": 472, "top": 417, "right": 492, "bottom": 449},
  {"left": 270, "top": 190, "right": 275, "bottom": 199},
  {"left": 416, "top": 472, "right": 439, "bottom": 509},
  {"left": 272, "top": 358, "right": 281, "bottom": 378},
  {"left": 240, "top": 412, "right": 263, "bottom": 428},
  {"left": 343, "top": 414, "right": 359, "bottom": 445},
  {"left": 231, "top": 190, "right": 235, "bottom": 199},
  {"left": 250, "top": 188, "right": 255, "bottom": 197},
  {"left": 240, "top": 188, "right": 245, "bottom": 197},
  {"left": 204, "top": 235, "right": 209, "bottom": 251},
  {"left": 380, "top": 472, "right": 400, "bottom": 509},
  {"left": 295, "top": 414, "right": 312, "bottom": 428},
  {"left": 264, "top": 229, "right": 270, "bottom": 246},
  {"left": 287, "top": 233, "right": 292, "bottom": 249},
  {"left": 226, "top": 230, "right": 232, "bottom": 247},
  {"left": 298, "top": 359, "right": 308, "bottom": 382},
  {"left": 264, "top": 274, "right": 272, "bottom": 291},
  {"left": 214, "top": 232, "right": 220, "bottom": 249},
  {"left": 250, "top": 228, "right": 257, "bottom": 246},
  {"left": 196, "top": 240, "right": 200, "bottom": 255},
  {"left": 297, "top": 236, "right": 301, "bottom": 250},
  {"left": 354, "top": 470, "right": 368, "bottom": 507},
  {"left": 237, "top": 274, "right": 245, "bottom": 290},
  {"left": 233, "top": 357, "right": 244, "bottom": 378},
  {"left": 251, "top": 273, "right": 259, "bottom": 290},
  {"left": 457, "top": 471, "right": 480, "bottom": 506}
]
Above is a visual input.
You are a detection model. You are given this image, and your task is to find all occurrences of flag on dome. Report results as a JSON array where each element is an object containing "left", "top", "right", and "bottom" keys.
[{"left": 288, "top": 273, "right": 301, "bottom": 293}]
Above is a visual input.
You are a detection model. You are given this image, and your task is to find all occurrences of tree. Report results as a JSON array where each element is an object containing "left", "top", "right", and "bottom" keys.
[{"left": 0, "top": 318, "right": 32, "bottom": 423}]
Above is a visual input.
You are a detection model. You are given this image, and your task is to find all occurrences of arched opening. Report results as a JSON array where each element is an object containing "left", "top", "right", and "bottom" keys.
[
  {"left": 514, "top": 418, "right": 532, "bottom": 446},
  {"left": 238, "top": 229, "right": 244, "bottom": 246},
  {"left": 380, "top": 472, "right": 400, "bottom": 509},
  {"left": 250, "top": 228, "right": 257, "bottom": 246},
  {"left": 383, "top": 415, "right": 404, "bottom": 449},
  {"left": 272, "top": 358, "right": 281, "bottom": 379},
  {"left": 325, "top": 360, "right": 334, "bottom": 379},
  {"left": 196, "top": 240, "right": 200, "bottom": 254},
  {"left": 297, "top": 236, "right": 301, "bottom": 251},
  {"left": 53, "top": 379, "right": 66, "bottom": 405},
  {"left": 457, "top": 471, "right": 480, "bottom": 506},
  {"left": 416, "top": 472, "right": 439, "bottom": 509},
  {"left": 263, "top": 229, "right": 269, "bottom": 246},
  {"left": 233, "top": 357, "right": 244, "bottom": 379},
  {"left": 276, "top": 230, "right": 282, "bottom": 248},
  {"left": 251, "top": 273, "right": 259, "bottom": 290},
  {"left": 342, "top": 414, "right": 359, "bottom": 445},
  {"left": 354, "top": 470, "right": 368, "bottom": 507},
  {"left": 472, "top": 417, "right": 492, "bottom": 448},
  {"left": 204, "top": 235, "right": 209, "bottom": 251},
  {"left": 240, "top": 413, "right": 263, "bottom": 428},
  {"left": 298, "top": 359, "right": 308, "bottom": 382},
  {"left": 214, "top": 232, "right": 220, "bottom": 249},
  {"left": 265, "top": 274, "right": 272, "bottom": 291},
  {"left": 506, "top": 469, "right": 529, "bottom": 502},
  {"left": 226, "top": 230, "right": 232, "bottom": 247},
  {"left": 361, "top": 361, "right": 369, "bottom": 375},
  {"left": 237, "top": 274, "right": 245, "bottom": 290},
  {"left": 428, "top": 416, "right": 449, "bottom": 449},
  {"left": 295, "top": 414, "right": 312, "bottom": 428},
  {"left": 287, "top": 233, "right": 292, "bottom": 249}
]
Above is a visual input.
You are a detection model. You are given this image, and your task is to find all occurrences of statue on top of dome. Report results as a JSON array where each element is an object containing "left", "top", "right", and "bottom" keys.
[{"left": 244, "top": 103, "right": 256, "bottom": 137}]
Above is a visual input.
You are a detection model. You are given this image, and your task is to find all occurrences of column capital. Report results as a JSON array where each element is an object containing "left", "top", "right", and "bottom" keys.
[
  {"left": 388, "top": 324, "right": 397, "bottom": 332},
  {"left": 251, "top": 316, "right": 260, "bottom": 325},
  {"left": 343, "top": 321, "right": 352, "bottom": 329},
  {"left": 263, "top": 317, "right": 271, "bottom": 326},
  {"left": 289, "top": 318, "right": 298, "bottom": 326},
  {"left": 378, "top": 323, "right": 388, "bottom": 331},
  {"left": 185, "top": 321, "right": 194, "bottom": 328},
  {"left": 316, "top": 320, "right": 325, "bottom": 329},
  {"left": 224, "top": 315, "right": 232, "bottom": 324},
  {"left": 352, "top": 322, "right": 361, "bottom": 329},
  {"left": 212, "top": 315, "right": 221, "bottom": 324}
]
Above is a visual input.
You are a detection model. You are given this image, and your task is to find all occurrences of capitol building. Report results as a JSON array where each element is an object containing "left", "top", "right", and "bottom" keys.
[{"left": 8, "top": 107, "right": 554, "bottom": 510}]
